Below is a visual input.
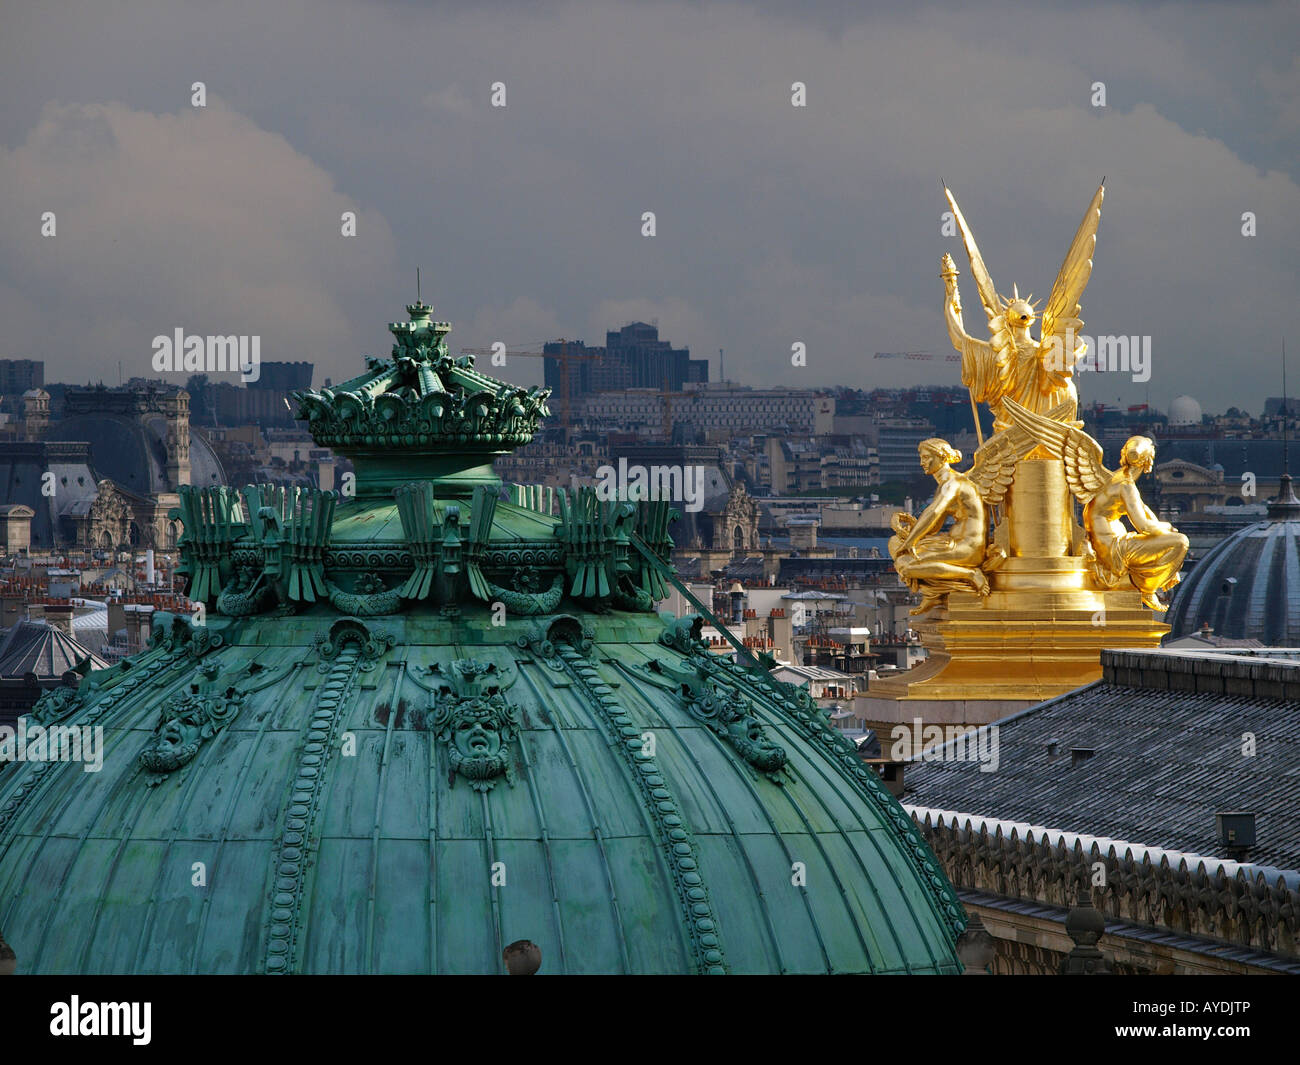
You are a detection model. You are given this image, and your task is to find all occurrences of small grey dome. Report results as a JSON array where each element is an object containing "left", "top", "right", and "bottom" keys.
[{"left": 1167, "top": 474, "right": 1300, "bottom": 644}]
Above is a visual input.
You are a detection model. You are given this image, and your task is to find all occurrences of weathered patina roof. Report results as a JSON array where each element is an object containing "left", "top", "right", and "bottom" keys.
[{"left": 0, "top": 300, "right": 964, "bottom": 974}]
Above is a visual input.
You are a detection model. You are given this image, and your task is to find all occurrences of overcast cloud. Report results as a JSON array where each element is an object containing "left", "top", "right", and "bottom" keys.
[{"left": 0, "top": 0, "right": 1296, "bottom": 412}]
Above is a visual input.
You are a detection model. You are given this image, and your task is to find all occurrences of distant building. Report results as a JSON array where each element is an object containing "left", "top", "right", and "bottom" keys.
[
  {"left": 0, "top": 359, "right": 44, "bottom": 394},
  {"left": 5, "top": 381, "right": 226, "bottom": 549},
  {"left": 1167, "top": 394, "right": 1203, "bottom": 427},
  {"left": 1150, "top": 438, "right": 1288, "bottom": 502},
  {"left": 206, "top": 382, "right": 299, "bottom": 426},
  {"left": 771, "top": 662, "right": 857, "bottom": 702},
  {"left": 183, "top": 362, "right": 312, "bottom": 428},
  {"left": 250, "top": 361, "right": 313, "bottom": 393},
  {"left": 766, "top": 438, "right": 822, "bottom": 493},
  {"left": 545, "top": 323, "right": 707, "bottom": 412},
  {"left": 0, "top": 505, "right": 34, "bottom": 555},
  {"left": 876, "top": 418, "right": 935, "bottom": 482},
  {"left": 21, "top": 389, "right": 49, "bottom": 440},
  {"left": 764, "top": 434, "right": 874, "bottom": 493},
  {"left": 494, "top": 436, "right": 607, "bottom": 489},
  {"left": 1154, "top": 458, "right": 1227, "bottom": 515},
  {"left": 0, "top": 441, "right": 141, "bottom": 551},
  {"left": 49, "top": 383, "right": 220, "bottom": 491}
]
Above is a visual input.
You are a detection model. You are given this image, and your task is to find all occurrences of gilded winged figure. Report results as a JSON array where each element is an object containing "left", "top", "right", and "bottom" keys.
[{"left": 942, "top": 183, "right": 1105, "bottom": 432}]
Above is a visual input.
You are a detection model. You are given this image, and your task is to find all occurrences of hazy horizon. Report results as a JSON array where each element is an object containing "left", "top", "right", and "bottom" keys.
[{"left": 2, "top": 0, "right": 1297, "bottom": 415}]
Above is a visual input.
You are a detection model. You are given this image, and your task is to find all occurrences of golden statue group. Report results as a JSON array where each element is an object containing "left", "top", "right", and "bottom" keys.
[{"left": 881, "top": 183, "right": 1188, "bottom": 702}]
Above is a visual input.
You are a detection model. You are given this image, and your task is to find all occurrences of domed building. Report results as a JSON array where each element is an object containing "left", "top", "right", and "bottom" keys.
[
  {"left": 1168, "top": 394, "right": 1203, "bottom": 428},
  {"left": 48, "top": 383, "right": 226, "bottom": 496},
  {"left": 42, "top": 382, "right": 226, "bottom": 549},
  {"left": 1166, "top": 472, "right": 1300, "bottom": 645},
  {"left": 0, "top": 299, "right": 965, "bottom": 974}
]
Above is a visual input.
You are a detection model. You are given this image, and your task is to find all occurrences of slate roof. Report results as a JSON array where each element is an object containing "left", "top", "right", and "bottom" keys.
[
  {"left": 718, "top": 555, "right": 765, "bottom": 581},
  {"left": 48, "top": 412, "right": 225, "bottom": 492},
  {"left": 1153, "top": 438, "right": 1290, "bottom": 480},
  {"left": 904, "top": 648, "right": 1300, "bottom": 872},
  {"left": 0, "top": 442, "right": 99, "bottom": 547},
  {"left": 0, "top": 620, "right": 109, "bottom": 680}
]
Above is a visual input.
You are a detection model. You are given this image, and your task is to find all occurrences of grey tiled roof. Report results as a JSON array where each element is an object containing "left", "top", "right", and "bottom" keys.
[
  {"left": 0, "top": 621, "right": 108, "bottom": 680},
  {"left": 905, "top": 649, "right": 1300, "bottom": 872}
]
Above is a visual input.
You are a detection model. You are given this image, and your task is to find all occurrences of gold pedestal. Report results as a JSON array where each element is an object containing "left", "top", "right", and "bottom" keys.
[
  {"left": 866, "top": 459, "right": 1168, "bottom": 732},
  {"left": 872, "top": 559, "right": 1167, "bottom": 703}
]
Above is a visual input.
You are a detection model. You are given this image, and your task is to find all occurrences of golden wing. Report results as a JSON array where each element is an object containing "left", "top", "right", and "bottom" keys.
[
  {"left": 1002, "top": 397, "right": 1110, "bottom": 501},
  {"left": 945, "top": 186, "right": 1015, "bottom": 373},
  {"left": 966, "top": 426, "right": 1028, "bottom": 506},
  {"left": 966, "top": 399, "right": 1076, "bottom": 506},
  {"left": 1037, "top": 183, "right": 1104, "bottom": 369}
]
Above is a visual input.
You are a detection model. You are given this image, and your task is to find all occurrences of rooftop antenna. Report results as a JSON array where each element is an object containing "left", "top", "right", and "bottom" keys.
[
  {"left": 416, "top": 267, "right": 421, "bottom": 305},
  {"left": 1284, "top": 338, "right": 1289, "bottom": 475}
]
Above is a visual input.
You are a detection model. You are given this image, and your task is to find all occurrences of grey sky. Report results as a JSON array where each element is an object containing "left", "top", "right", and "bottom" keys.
[{"left": 1, "top": 0, "right": 1297, "bottom": 414}]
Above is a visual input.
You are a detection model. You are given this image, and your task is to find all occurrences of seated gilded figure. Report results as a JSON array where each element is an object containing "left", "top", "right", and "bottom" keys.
[
  {"left": 889, "top": 438, "right": 1003, "bottom": 616},
  {"left": 1003, "top": 398, "right": 1188, "bottom": 609}
]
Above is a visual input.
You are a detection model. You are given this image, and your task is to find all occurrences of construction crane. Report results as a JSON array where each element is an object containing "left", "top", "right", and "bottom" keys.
[
  {"left": 459, "top": 341, "right": 601, "bottom": 431},
  {"left": 873, "top": 351, "right": 961, "bottom": 363}
]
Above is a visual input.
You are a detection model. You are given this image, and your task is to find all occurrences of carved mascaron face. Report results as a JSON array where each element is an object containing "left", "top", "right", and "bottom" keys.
[
  {"left": 433, "top": 691, "right": 520, "bottom": 791},
  {"left": 454, "top": 710, "right": 503, "bottom": 760},
  {"left": 139, "top": 701, "right": 205, "bottom": 774}
]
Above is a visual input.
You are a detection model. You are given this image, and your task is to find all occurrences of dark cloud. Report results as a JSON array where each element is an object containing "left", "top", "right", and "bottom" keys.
[{"left": 0, "top": 0, "right": 1296, "bottom": 411}]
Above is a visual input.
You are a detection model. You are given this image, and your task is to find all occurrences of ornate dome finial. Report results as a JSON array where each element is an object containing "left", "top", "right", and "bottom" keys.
[
  {"left": 291, "top": 299, "right": 550, "bottom": 498},
  {"left": 1268, "top": 472, "right": 1300, "bottom": 519}
]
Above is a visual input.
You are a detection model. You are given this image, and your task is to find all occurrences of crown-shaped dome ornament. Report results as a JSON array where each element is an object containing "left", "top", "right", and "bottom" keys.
[{"left": 292, "top": 298, "right": 551, "bottom": 498}]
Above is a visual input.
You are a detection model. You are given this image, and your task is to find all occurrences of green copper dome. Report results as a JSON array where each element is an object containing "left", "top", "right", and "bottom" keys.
[{"left": 0, "top": 300, "right": 965, "bottom": 974}]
